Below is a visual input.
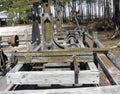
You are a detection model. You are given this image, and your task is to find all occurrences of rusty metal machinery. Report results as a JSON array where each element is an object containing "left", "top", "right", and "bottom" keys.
[
  {"left": 0, "top": 0, "right": 106, "bottom": 81},
  {"left": 0, "top": 50, "right": 8, "bottom": 75},
  {"left": 1, "top": 0, "right": 120, "bottom": 94},
  {"left": 0, "top": 48, "right": 18, "bottom": 75},
  {"left": 0, "top": 35, "right": 32, "bottom": 47}
]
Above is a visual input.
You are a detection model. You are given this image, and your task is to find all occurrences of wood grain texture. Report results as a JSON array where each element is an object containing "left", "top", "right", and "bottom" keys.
[{"left": 7, "top": 70, "right": 99, "bottom": 85}]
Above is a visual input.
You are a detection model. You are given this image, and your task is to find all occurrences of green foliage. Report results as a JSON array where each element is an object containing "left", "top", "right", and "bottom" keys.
[
  {"left": 86, "top": 0, "right": 96, "bottom": 3},
  {"left": 1, "top": 0, "right": 32, "bottom": 24},
  {"left": 59, "top": 0, "right": 65, "bottom": 3},
  {"left": 59, "top": 0, "right": 70, "bottom": 3}
]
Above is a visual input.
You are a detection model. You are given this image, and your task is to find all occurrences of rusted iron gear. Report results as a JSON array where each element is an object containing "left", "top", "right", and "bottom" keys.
[{"left": 7, "top": 35, "right": 19, "bottom": 47}]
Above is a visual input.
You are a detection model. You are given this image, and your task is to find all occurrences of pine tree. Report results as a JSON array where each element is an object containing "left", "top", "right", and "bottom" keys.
[{"left": 0, "top": 0, "right": 32, "bottom": 24}]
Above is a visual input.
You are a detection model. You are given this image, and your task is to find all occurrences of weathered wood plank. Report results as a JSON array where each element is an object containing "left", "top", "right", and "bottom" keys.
[
  {"left": 8, "top": 64, "right": 23, "bottom": 73},
  {"left": 0, "top": 28, "right": 31, "bottom": 37},
  {"left": 1, "top": 85, "right": 120, "bottom": 94},
  {"left": 7, "top": 71, "right": 99, "bottom": 85},
  {"left": 18, "top": 55, "right": 93, "bottom": 63},
  {"left": 107, "top": 52, "right": 120, "bottom": 70},
  {"left": 88, "top": 62, "right": 98, "bottom": 72},
  {"left": 98, "top": 54, "right": 120, "bottom": 84},
  {"left": 85, "top": 33, "right": 111, "bottom": 86},
  {"left": 15, "top": 48, "right": 108, "bottom": 56},
  {"left": 14, "top": 48, "right": 108, "bottom": 64},
  {"left": 99, "top": 67, "right": 111, "bottom": 86},
  {"left": 43, "top": 63, "right": 71, "bottom": 71},
  {"left": 86, "top": 32, "right": 120, "bottom": 70}
]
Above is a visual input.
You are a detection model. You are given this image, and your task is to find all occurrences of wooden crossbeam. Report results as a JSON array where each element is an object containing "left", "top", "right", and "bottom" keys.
[
  {"left": 17, "top": 54, "right": 93, "bottom": 63},
  {"left": 15, "top": 48, "right": 108, "bottom": 57},
  {"left": 7, "top": 70, "right": 99, "bottom": 85},
  {"left": 13, "top": 48, "right": 108, "bottom": 63}
]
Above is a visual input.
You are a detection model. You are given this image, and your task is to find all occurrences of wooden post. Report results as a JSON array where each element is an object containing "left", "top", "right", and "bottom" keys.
[{"left": 73, "top": 56, "right": 79, "bottom": 85}]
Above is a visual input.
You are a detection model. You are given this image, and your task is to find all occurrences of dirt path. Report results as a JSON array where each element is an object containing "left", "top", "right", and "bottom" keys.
[{"left": 98, "top": 31, "right": 120, "bottom": 59}]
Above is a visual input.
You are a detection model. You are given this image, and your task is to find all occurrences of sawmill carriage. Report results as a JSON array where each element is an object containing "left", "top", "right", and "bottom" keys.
[{"left": 0, "top": 0, "right": 120, "bottom": 94}]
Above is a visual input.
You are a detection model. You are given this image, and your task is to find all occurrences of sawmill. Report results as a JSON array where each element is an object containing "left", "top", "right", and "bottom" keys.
[{"left": 0, "top": 0, "right": 120, "bottom": 94}]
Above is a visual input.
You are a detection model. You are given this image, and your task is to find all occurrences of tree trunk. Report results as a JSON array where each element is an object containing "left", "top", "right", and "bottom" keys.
[
  {"left": 68, "top": 1, "right": 71, "bottom": 20},
  {"left": 113, "top": 0, "right": 120, "bottom": 25},
  {"left": 94, "top": 2, "right": 96, "bottom": 19},
  {"left": 98, "top": 0, "right": 101, "bottom": 18},
  {"left": 101, "top": 0, "right": 104, "bottom": 19}
]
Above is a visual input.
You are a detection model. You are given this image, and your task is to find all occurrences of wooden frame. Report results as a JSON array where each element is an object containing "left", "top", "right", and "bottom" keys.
[{"left": 7, "top": 62, "right": 99, "bottom": 85}]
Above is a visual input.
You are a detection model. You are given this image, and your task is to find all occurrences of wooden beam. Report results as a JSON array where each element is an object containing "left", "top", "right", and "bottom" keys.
[
  {"left": 97, "top": 54, "right": 120, "bottom": 85},
  {"left": 18, "top": 55, "right": 93, "bottom": 63},
  {"left": 15, "top": 48, "right": 108, "bottom": 57},
  {"left": 14, "top": 48, "right": 109, "bottom": 63},
  {"left": 7, "top": 70, "right": 99, "bottom": 85}
]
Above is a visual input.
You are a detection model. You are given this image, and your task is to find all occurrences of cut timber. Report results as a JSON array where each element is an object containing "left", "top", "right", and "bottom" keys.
[
  {"left": 14, "top": 48, "right": 108, "bottom": 63},
  {"left": 98, "top": 54, "right": 120, "bottom": 84},
  {"left": 19, "top": 55, "right": 93, "bottom": 63},
  {"left": 15, "top": 48, "right": 109, "bottom": 56},
  {"left": 100, "top": 67, "right": 111, "bottom": 86},
  {"left": 85, "top": 35, "right": 111, "bottom": 86},
  {"left": 1, "top": 85, "right": 120, "bottom": 94},
  {"left": 0, "top": 28, "right": 30, "bottom": 37},
  {"left": 7, "top": 70, "right": 99, "bottom": 85}
]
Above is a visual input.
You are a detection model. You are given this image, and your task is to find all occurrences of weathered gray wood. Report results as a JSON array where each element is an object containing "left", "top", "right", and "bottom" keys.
[
  {"left": 86, "top": 32, "right": 120, "bottom": 71},
  {"left": 88, "top": 62, "right": 98, "bottom": 72},
  {"left": 0, "top": 76, "right": 7, "bottom": 91},
  {"left": 7, "top": 70, "right": 99, "bottom": 85},
  {"left": 0, "top": 27, "right": 31, "bottom": 37},
  {"left": 97, "top": 54, "right": 120, "bottom": 85},
  {"left": 44, "top": 62, "right": 70, "bottom": 67},
  {"left": 8, "top": 64, "right": 23, "bottom": 73},
  {"left": 15, "top": 48, "right": 108, "bottom": 56},
  {"left": 107, "top": 52, "right": 120, "bottom": 70},
  {"left": 14, "top": 48, "right": 109, "bottom": 64},
  {"left": 19, "top": 55, "right": 93, "bottom": 63},
  {"left": 0, "top": 85, "right": 120, "bottom": 94},
  {"left": 43, "top": 63, "right": 70, "bottom": 71},
  {"left": 78, "top": 40, "right": 85, "bottom": 48}
]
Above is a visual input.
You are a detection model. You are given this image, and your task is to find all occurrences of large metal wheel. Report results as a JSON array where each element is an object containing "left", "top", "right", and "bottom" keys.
[{"left": 7, "top": 35, "right": 19, "bottom": 47}]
